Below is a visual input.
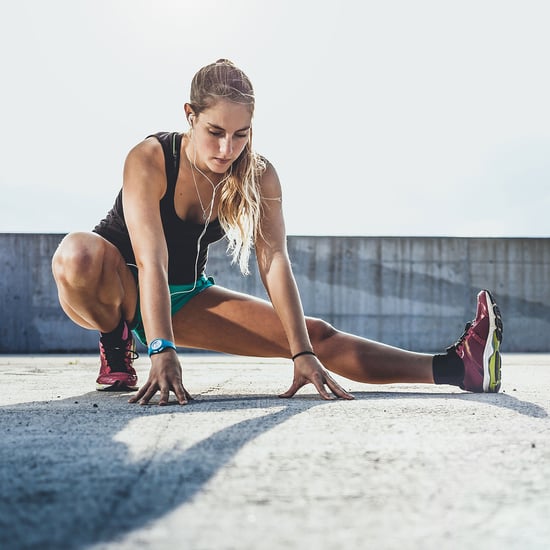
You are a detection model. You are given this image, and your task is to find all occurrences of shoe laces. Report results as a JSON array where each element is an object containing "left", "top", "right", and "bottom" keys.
[
  {"left": 446, "top": 321, "right": 472, "bottom": 353},
  {"left": 101, "top": 338, "right": 139, "bottom": 372}
]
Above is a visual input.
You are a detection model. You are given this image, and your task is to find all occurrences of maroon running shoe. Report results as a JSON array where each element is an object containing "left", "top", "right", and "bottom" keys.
[
  {"left": 447, "top": 290, "right": 503, "bottom": 392},
  {"left": 96, "top": 321, "right": 139, "bottom": 391}
]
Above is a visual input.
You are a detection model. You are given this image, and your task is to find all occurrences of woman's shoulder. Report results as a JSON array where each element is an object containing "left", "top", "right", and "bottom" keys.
[
  {"left": 123, "top": 134, "right": 175, "bottom": 194},
  {"left": 125, "top": 133, "right": 167, "bottom": 172},
  {"left": 256, "top": 154, "right": 277, "bottom": 178},
  {"left": 252, "top": 152, "right": 273, "bottom": 177},
  {"left": 256, "top": 155, "right": 282, "bottom": 199}
]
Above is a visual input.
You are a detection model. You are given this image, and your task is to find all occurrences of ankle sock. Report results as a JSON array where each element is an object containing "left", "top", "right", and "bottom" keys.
[
  {"left": 100, "top": 318, "right": 126, "bottom": 345},
  {"left": 432, "top": 349, "right": 464, "bottom": 386}
]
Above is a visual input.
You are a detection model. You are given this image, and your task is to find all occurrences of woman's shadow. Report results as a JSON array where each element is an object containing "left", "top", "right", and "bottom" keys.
[
  {"left": 0, "top": 392, "right": 324, "bottom": 550},
  {"left": 0, "top": 388, "right": 546, "bottom": 550}
]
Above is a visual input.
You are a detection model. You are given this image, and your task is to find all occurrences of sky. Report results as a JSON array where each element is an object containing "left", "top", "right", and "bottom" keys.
[{"left": 1, "top": 0, "right": 549, "bottom": 237}]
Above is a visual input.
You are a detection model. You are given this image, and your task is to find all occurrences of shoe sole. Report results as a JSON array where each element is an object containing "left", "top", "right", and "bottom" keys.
[
  {"left": 482, "top": 289, "right": 503, "bottom": 392},
  {"left": 96, "top": 381, "right": 139, "bottom": 392}
]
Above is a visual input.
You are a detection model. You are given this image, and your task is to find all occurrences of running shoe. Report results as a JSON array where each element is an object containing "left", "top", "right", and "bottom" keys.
[
  {"left": 447, "top": 289, "right": 503, "bottom": 392},
  {"left": 96, "top": 321, "right": 139, "bottom": 391}
]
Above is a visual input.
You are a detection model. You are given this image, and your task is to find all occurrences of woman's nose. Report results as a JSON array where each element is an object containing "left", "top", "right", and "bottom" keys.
[{"left": 220, "top": 137, "right": 233, "bottom": 156}]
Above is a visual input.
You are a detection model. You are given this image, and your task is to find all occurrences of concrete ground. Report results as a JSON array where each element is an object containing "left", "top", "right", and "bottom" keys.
[{"left": 0, "top": 353, "right": 548, "bottom": 550}]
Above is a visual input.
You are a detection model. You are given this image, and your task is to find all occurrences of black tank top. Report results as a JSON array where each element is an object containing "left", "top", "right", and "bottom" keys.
[{"left": 93, "top": 132, "right": 225, "bottom": 284}]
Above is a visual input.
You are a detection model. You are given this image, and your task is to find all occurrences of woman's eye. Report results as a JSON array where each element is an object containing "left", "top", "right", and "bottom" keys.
[{"left": 208, "top": 130, "right": 248, "bottom": 138}]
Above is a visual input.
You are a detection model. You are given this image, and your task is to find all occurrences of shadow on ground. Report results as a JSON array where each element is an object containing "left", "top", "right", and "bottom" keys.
[{"left": 0, "top": 389, "right": 545, "bottom": 549}]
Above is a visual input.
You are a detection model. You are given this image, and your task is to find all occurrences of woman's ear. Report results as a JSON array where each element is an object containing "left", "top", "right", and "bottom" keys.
[{"left": 184, "top": 103, "right": 195, "bottom": 126}]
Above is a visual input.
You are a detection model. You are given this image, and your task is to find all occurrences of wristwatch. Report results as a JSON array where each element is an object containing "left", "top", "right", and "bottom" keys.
[{"left": 148, "top": 338, "right": 177, "bottom": 357}]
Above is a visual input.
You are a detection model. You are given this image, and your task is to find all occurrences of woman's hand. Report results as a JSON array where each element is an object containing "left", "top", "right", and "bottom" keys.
[
  {"left": 279, "top": 354, "right": 355, "bottom": 400},
  {"left": 128, "top": 351, "right": 191, "bottom": 406}
]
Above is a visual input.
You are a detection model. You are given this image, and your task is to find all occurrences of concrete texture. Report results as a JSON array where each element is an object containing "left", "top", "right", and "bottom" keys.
[
  {"left": 0, "top": 353, "right": 549, "bottom": 550},
  {"left": 1, "top": 233, "right": 550, "bottom": 353}
]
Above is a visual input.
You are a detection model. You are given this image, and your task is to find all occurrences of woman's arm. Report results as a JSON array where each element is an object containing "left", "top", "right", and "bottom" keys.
[
  {"left": 255, "top": 163, "right": 353, "bottom": 400},
  {"left": 122, "top": 138, "right": 189, "bottom": 405},
  {"left": 255, "top": 163, "right": 312, "bottom": 356}
]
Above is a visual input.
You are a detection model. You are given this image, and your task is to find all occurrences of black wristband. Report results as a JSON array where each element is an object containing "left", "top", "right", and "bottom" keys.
[{"left": 291, "top": 350, "right": 316, "bottom": 361}]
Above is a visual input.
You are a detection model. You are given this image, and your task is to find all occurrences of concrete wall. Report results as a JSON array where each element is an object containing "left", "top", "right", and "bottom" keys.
[{"left": 1, "top": 233, "right": 548, "bottom": 353}]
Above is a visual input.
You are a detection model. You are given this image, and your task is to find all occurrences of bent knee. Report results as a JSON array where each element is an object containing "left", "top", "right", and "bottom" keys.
[
  {"left": 306, "top": 317, "right": 337, "bottom": 343},
  {"left": 52, "top": 232, "right": 107, "bottom": 287}
]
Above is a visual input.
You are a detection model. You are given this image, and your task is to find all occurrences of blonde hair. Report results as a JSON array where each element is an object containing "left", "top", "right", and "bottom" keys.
[{"left": 189, "top": 59, "right": 266, "bottom": 275}]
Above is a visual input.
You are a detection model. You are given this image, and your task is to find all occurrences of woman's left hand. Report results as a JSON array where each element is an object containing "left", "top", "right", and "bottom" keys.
[{"left": 279, "top": 354, "right": 355, "bottom": 400}]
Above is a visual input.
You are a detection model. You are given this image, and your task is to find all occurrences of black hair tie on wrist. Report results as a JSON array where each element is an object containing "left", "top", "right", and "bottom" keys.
[{"left": 291, "top": 350, "right": 316, "bottom": 361}]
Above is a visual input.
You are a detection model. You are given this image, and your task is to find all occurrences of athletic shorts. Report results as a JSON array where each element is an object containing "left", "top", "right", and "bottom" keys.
[{"left": 128, "top": 267, "right": 215, "bottom": 346}]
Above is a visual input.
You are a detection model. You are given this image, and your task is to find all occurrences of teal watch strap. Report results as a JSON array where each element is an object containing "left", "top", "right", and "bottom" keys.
[{"left": 148, "top": 338, "right": 177, "bottom": 356}]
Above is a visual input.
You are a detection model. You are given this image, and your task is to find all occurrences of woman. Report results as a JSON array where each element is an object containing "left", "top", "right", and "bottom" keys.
[{"left": 51, "top": 59, "right": 503, "bottom": 406}]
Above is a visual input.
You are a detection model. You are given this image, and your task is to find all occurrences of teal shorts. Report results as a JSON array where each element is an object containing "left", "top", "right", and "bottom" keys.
[{"left": 129, "top": 270, "right": 215, "bottom": 346}]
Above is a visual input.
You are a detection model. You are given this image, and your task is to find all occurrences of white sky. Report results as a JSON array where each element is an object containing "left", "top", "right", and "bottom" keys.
[{"left": 1, "top": 0, "right": 549, "bottom": 236}]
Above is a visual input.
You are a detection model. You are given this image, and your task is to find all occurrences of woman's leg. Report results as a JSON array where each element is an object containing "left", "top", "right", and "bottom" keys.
[
  {"left": 51, "top": 232, "right": 138, "bottom": 332},
  {"left": 52, "top": 232, "right": 140, "bottom": 390},
  {"left": 172, "top": 285, "right": 434, "bottom": 385}
]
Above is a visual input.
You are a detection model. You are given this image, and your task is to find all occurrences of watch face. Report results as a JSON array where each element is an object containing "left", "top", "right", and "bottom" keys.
[{"left": 151, "top": 339, "right": 162, "bottom": 351}]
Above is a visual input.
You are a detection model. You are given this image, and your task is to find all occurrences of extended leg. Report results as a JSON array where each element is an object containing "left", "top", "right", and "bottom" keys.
[{"left": 171, "top": 285, "right": 435, "bottom": 385}]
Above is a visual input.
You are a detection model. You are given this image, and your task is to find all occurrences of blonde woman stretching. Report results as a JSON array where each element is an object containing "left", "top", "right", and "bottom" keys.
[{"left": 52, "top": 59, "right": 503, "bottom": 406}]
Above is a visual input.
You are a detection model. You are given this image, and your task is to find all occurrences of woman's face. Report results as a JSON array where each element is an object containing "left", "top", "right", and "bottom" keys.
[{"left": 188, "top": 99, "right": 253, "bottom": 175}]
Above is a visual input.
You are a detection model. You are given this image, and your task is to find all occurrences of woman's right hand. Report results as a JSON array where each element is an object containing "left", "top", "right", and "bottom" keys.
[{"left": 128, "top": 351, "right": 191, "bottom": 406}]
